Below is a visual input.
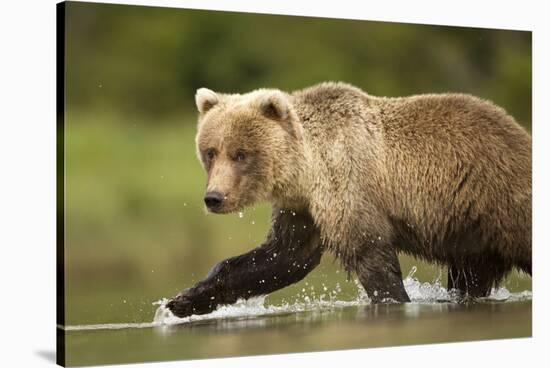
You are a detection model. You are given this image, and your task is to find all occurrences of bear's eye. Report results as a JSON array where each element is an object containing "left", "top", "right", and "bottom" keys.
[
  {"left": 234, "top": 150, "right": 246, "bottom": 162},
  {"left": 205, "top": 148, "right": 216, "bottom": 161}
]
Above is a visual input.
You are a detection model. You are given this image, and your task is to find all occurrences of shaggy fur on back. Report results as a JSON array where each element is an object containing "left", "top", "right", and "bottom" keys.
[{"left": 290, "top": 83, "right": 531, "bottom": 277}]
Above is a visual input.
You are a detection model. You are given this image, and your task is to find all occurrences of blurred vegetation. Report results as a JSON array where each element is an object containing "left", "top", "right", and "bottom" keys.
[{"left": 63, "top": 2, "right": 532, "bottom": 325}]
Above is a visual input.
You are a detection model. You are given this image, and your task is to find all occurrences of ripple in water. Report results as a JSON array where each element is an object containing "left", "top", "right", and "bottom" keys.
[{"left": 152, "top": 266, "right": 532, "bottom": 326}]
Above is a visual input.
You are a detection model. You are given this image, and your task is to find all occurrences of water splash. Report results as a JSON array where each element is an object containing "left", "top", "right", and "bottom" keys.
[
  {"left": 403, "top": 266, "right": 456, "bottom": 302},
  {"left": 62, "top": 267, "right": 531, "bottom": 331},
  {"left": 152, "top": 267, "right": 532, "bottom": 326},
  {"left": 483, "top": 288, "right": 532, "bottom": 302},
  {"left": 403, "top": 266, "right": 532, "bottom": 303},
  {"left": 152, "top": 295, "right": 368, "bottom": 326}
]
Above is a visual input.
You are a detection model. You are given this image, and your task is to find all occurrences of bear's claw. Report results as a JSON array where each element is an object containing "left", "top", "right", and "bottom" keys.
[
  {"left": 165, "top": 286, "right": 218, "bottom": 318},
  {"left": 165, "top": 290, "right": 195, "bottom": 318}
]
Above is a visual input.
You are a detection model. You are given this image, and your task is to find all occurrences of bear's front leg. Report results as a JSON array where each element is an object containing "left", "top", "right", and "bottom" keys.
[
  {"left": 355, "top": 244, "right": 410, "bottom": 303},
  {"left": 166, "top": 210, "right": 323, "bottom": 318}
]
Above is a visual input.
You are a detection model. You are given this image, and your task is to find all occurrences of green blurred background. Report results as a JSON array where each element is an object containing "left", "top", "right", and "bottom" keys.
[{"left": 63, "top": 2, "right": 532, "bottom": 326}]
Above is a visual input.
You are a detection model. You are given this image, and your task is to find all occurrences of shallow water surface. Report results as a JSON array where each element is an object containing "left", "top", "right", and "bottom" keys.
[{"left": 64, "top": 280, "right": 532, "bottom": 367}]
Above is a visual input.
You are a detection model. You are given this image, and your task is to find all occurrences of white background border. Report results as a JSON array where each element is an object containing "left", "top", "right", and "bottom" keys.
[{"left": 1, "top": 0, "right": 548, "bottom": 367}]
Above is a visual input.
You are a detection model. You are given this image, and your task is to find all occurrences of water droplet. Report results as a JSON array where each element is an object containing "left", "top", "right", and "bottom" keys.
[
  {"left": 273, "top": 252, "right": 277, "bottom": 257},
  {"left": 407, "top": 266, "right": 418, "bottom": 279}
]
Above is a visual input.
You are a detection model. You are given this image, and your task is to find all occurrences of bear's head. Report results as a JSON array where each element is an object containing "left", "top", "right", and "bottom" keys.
[{"left": 194, "top": 88, "right": 305, "bottom": 214}]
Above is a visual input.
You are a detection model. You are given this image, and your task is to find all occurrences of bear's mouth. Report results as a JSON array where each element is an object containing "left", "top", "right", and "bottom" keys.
[
  {"left": 206, "top": 206, "right": 226, "bottom": 214},
  {"left": 205, "top": 202, "right": 243, "bottom": 215}
]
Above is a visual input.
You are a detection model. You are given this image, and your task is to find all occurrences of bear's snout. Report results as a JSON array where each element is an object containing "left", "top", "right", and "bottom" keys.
[{"left": 204, "top": 191, "right": 225, "bottom": 212}]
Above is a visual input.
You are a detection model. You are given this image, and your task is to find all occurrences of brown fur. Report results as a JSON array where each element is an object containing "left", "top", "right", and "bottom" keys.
[
  {"left": 167, "top": 82, "right": 531, "bottom": 316},
  {"left": 288, "top": 83, "right": 531, "bottom": 292}
]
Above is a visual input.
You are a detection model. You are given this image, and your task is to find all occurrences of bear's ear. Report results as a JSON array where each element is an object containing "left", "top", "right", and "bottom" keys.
[
  {"left": 259, "top": 91, "right": 290, "bottom": 122},
  {"left": 195, "top": 88, "right": 219, "bottom": 114},
  {"left": 258, "top": 91, "right": 300, "bottom": 139}
]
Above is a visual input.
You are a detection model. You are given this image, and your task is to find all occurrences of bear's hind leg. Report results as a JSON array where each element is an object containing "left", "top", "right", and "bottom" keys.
[
  {"left": 355, "top": 245, "right": 410, "bottom": 303},
  {"left": 517, "top": 260, "right": 531, "bottom": 276},
  {"left": 447, "top": 259, "right": 511, "bottom": 298}
]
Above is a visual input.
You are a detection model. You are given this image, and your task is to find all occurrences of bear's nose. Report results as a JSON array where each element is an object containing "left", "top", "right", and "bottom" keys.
[{"left": 204, "top": 191, "right": 224, "bottom": 211}]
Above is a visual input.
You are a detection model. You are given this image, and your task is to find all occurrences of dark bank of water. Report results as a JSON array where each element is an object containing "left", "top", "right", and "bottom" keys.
[{"left": 64, "top": 299, "right": 531, "bottom": 367}]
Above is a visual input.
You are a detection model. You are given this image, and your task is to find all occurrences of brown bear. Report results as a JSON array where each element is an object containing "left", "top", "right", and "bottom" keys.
[{"left": 166, "top": 82, "right": 531, "bottom": 318}]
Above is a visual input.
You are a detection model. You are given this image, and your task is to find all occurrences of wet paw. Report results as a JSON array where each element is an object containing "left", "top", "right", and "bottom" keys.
[
  {"left": 165, "top": 286, "right": 218, "bottom": 318},
  {"left": 165, "top": 290, "right": 195, "bottom": 318}
]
